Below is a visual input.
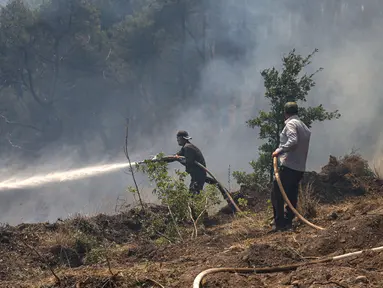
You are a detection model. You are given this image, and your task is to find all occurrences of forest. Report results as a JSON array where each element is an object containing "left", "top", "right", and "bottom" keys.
[
  {"left": 2, "top": 0, "right": 381, "bottom": 167},
  {"left": 0, "top": 0, "right": 251, "bottom": 163}
]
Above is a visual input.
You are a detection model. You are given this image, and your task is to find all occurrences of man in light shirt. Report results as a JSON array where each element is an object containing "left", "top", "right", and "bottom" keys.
[{"left": 271, "top": 102, "right": 311, "bottom": 232}]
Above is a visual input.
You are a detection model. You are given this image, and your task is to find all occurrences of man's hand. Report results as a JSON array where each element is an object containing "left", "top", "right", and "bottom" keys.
[
  {"left": 172, "top": 154, "right": 186, "bottom": 165},
  {"left": 272, "top": 150, "right": 279, "bottom": 158}
]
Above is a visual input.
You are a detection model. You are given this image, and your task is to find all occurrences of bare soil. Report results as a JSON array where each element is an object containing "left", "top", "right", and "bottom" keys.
[{"left": 1, "top": 155, "right": 383, "bottom": 287}]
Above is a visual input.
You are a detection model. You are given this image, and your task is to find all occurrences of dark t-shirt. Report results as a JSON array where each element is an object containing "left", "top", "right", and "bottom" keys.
[{"left": 176, "top": 142, "right": 206, "bottom": 179}]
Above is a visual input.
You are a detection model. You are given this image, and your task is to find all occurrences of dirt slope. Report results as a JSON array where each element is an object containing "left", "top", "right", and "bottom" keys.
[
  {"left": 1, "top": 155, "right": 383, "bottom": 288},
  {"left": 1, "top": 192, "right": 383, "bottom": 288}
]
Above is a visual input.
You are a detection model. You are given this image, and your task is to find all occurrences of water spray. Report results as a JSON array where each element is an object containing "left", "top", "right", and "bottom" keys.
[
  {"left": 0, "top": 152, "right": 161, "bottom": 191},
  {"left": 0, "top": 162, "right": 134, "bottom": 191},
  {"left": 0, "top": 152, "right": 241, "bottom": 215}
]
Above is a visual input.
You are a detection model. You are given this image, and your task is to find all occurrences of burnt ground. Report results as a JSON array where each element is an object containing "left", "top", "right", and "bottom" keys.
[{"left": 1, "top": 154, "right": 383, "bottom": 288}]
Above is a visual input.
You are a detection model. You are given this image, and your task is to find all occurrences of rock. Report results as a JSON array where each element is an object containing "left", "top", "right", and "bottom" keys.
[
  {"left": 327, "top": 211, "right": 338, "bottom": 220},
  {"left": 355, "top": 275, "right": 368, "bottom": 283}
]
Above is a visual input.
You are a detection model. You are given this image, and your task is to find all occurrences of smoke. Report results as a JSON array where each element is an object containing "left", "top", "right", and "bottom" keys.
[
  {"left": 2, "top": 0, "right": 383, "bottom": 224},
  {"left": 168, "top": 0, "right": 383, "bottom": 176}
]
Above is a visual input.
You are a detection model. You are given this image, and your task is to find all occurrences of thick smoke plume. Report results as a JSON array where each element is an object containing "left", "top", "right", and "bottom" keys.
[{"left": 1, "top": 0, "right": 383, "bottom": 224}]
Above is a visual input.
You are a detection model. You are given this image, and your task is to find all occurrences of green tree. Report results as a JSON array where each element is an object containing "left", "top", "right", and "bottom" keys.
[
  {"left": 0, "top": 0, "right": 108, "bottom": 143},
  {"left": 234, "top": 49, "right": 341, "bottom": 185}
]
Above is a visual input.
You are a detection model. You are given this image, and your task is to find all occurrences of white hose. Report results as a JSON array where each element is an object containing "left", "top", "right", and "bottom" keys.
[
  {"left": 192, "top": 245, "right": 383, "bottom": 287},
  {"left": 332, "top": 246, "right": 383, "bottom": 260}
]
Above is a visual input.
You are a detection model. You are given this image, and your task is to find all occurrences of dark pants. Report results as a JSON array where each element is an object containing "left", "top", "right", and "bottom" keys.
[
  {"left": 271, "top": 165, "right": 304, "bottom": 228},
  {"left": 189, "top": 175, "right": 206, "bottom": 195},
  {"left": 189, "top": 175, "right": 208, "bottom": 221},
  {"left": 189, "top": 178, "right": 205, "bottom": 194}
]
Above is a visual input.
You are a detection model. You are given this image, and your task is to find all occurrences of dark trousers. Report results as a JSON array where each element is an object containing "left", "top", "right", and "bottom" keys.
[
  {"left": 189, "top": 175, "right": 206, "bottom": 195},
  {"left": 189, "top": 176, "right": 208, "bottom": 221},
  {"left": 271, "top": 165, "right": 304, "bottom": 228}
]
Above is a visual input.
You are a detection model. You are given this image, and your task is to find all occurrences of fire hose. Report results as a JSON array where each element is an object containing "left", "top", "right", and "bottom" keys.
[
  {"left": 193, "top": 160, "right": 242, "bottom": 213},
  {"left": 192, "top": 245, "right": 383, "bottom": 287},
  {"left": 141, "top": 154, "right": 242, "bottom": 213},
  {"left": 191, "top": 156, "right": 327, "bottom": 287},
  {"left": 273, "top": 157, "right": 325, "bottom": 231}
]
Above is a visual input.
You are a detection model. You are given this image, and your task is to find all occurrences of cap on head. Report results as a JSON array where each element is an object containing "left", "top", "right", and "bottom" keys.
[
  {"left": 284, "top": 102, "right": 298, "bottom": 115},
  {"left": 176, "top": 130, "right": 192, "bottom": 140}
]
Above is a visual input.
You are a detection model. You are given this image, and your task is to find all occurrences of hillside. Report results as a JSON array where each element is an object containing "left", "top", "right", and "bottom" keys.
[{"left": 1, "top": 155, "right": 383, "bottom": 288}]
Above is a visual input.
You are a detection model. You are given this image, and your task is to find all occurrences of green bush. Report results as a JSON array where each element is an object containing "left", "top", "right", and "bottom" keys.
[{"left": 128, "top": 153, "right": 221, "bottom": 241}]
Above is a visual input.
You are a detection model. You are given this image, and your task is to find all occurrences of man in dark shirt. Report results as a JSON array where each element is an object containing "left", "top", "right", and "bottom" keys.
[{"left": 173, "top": 130, "right": 207, "bottom": 194}]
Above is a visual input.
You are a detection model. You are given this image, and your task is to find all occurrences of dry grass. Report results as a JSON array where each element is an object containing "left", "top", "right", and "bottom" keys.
[
  {"left": 340, "top": 153, "right": 372, "bottom": 177},
  {"left": 297, "top": 182, "right": 319, "bottom": 219},
  {"left": 43, "top": 229, "right": 76, "bottom": 248}
]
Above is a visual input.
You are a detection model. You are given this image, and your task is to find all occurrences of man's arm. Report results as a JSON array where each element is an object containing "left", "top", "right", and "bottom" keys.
[
  {"left": 273, "top": 122, "right": 298, "bottom": 156},
  {"left": 155, "top": 148, "right": 184, "bottom": 163},
  {"left": 171, "top": 147, "right": 186, "bottom": 166}
]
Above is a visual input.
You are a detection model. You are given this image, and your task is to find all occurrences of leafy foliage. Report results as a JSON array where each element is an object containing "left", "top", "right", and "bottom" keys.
[
  {"left": 128, "top": 152, "right": 221, "bottom": 241},
  {"left": 232, "top": 159, "right": 268, "bottom": 189},
  {"left": 0, "top": 0, "right": 208, "bottom": 157},
  {"left": 234, "top": 49, "right": 341, "bottom": 186}
]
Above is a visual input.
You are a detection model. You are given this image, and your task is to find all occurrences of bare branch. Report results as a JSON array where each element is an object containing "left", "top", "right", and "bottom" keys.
[
  {"left": 19, "top": 238, "right": 61, "bottom": 284},
  {"left": 105, "top": 48, "right": 112, "bottom": 61},
  {"left": 124, "top": 119, "right": 145, "bottom": 210},
  {"left": 154, "top": 230, "right": 173, "bottom": 244},
  {"left": 195, "top": 197, "right": 208, "bottom": 225},
  {"left": 0, "top": 113, "right": 41, "bottom": 132},
  {"left": 100, "top": 242, "right": 121, "bottom": 287},
  {"left": 23, "top": 49, "right": 50, "bottom": 108},
  {"left": 5, "top": 135, "right": 23, "bottom": 150},
  {"left": 188, "top": 197, "right": 209, "bottom": 239},
  {"left": 50, "top": 38, "right": 60, "bottom": 101},
  {"left": 184, "top": 25, "right": 205, "bottom": 60},
  {"left": 105, "top": 254, "right": 114, "bottom": 276},
  {"left": 167, "top": 205, "right": 183, "bottom": 241},
  {"left": 188, "top": 204, "right": 197, "bottom": 239}
]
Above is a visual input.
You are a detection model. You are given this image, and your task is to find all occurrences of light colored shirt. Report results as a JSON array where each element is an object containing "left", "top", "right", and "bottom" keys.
[{"left": 275, "top": 115, "right": 311, "bottom": 172}]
